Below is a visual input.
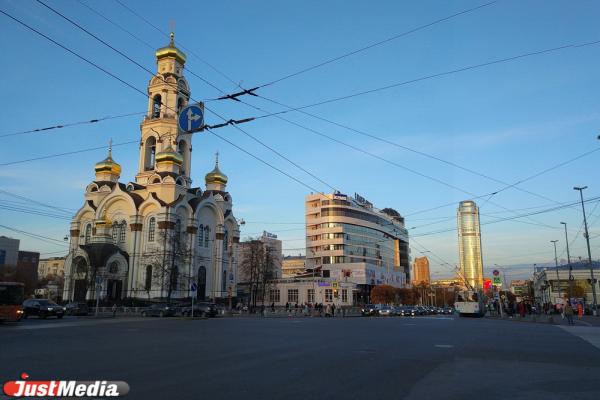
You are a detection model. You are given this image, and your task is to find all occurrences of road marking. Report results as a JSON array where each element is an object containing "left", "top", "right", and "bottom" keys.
[
  {"left": 420, "top": 316, "right": 455, "bottom": 320},
  {"left": 403, "top": 323, "right": 416, "bottom": 326},
  {"left": 10, "top": 318, "right": 153, "bottom": 330},
  {"left": 434, "top": 344, "right": 454, "bottom": 348},
  {"left": 557, "top": 326, "right": 600, "bottom": 350}
]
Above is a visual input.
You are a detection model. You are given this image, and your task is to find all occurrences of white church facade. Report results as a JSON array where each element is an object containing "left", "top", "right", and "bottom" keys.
[{"left": 62, "top": 34, "right": 240, "bottom": 303}]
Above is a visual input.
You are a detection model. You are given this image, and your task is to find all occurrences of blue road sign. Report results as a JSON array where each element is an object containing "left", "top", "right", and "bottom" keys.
[
  {"left": 190, "top": 282, "right": 198, "bottom": 292},
  {"left": 178, "top": 104, "right": 204, "bottom": 133}
]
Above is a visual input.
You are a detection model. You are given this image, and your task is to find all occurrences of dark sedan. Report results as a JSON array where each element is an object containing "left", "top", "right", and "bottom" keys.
[
  {"left": 361, "top": 304, "right": 378, "bottom": 316},
  {"left": 180, "top": 302, "right": 218, "bottom": 318},
  {"left": 23, "top": 299, "right": 65, "bottom": 319},
  {"left": 141, "top": 303, "right": 177, "bottom": 317},
  {"left": 64, "top": 302, "right": 89, "bottom": 316}
]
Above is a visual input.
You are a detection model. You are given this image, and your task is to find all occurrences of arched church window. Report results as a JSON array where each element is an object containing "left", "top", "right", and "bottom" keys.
[
  {"left": 177, "top": 97, "right": 184, "bottom": 114},
  {"left": 198, "top": 224, "right": 204, "bottom": 247},
  {"left": 175, "top": 219, "right": 181, "bottom": 242},
  {"left": 108, "top": 262, "right": 119, "bottom": 274},
  {"left": 148, "top": 217, "right": 156, "bottom": 242},
  {"left": 119, "top": 221, "right": 127, "bottom": 243},
  {"left": 145, "top": 265, "right": 152, "bottom": 291},
  {"left": 152, "top": 94, "right": 162, "bottom": 118},
  {"left": 84, "top": 224, "right": 92, "bottom": 244},
  {"left": 223, "top": 230, "right": 228, "bottom": 253},
  {"left": 204, "top": 226, "right": 210, "bottom": 248},
  {"left": 145, "top": 137, "right": 156, "bottom": 171}
]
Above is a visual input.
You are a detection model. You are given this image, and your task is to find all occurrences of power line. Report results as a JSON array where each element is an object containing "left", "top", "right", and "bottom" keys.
[
  {"left": 413, "top": 197, "right": 600, "bottom": 238},
  {"left": 0, "top": 224, "right": 69, "bottom": 247},
  {"left": 40, "top": 2, "right": 335, "bottom": 193},
  {"left": 0, "top": 111, "right": 144, "bottom": 139},
  {"left": 0, "top": 139, "right": 138, "bottom": 167},
  {"left": 257, "top": 1, "right": 498, "bottom": 89},
  {"left": 256, "top": 94, "right": 575, "bottom": 208},
  {"left": 0, "top": 189, "right": 75, "bottom": 214},
  {"left": 205, "top": 127, "right": 322, "bottom": 194},
  {"left": 113, "top": 0, "right": 240, "bottom": 91},
  {"left": 253, "top": 38, "right": 600, "bottom": 118},
  {"left": 0, "top": 203, "right": 71, "bottom": 221}
]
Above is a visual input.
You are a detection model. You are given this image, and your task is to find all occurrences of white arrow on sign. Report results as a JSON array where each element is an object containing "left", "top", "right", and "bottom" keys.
[{"left": 186, "top": 107, "right": 202, "bottom": 131}]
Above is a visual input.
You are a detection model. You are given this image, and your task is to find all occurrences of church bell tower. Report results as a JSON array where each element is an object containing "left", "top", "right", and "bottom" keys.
[{"left": 136, "top": 33, "right": 193, "bottom": 186}]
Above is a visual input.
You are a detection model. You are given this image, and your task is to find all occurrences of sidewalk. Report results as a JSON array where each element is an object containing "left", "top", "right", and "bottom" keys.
[{"left": 485, "top": 313, "right": 600, "bottom": 327}]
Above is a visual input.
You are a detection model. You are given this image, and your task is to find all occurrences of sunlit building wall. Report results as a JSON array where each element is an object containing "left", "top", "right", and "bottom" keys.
[
  {"left": 412, "top": 256, "right": 430, "bottom": 286},
  {"left": 457, "top": 200, "right": 484, "bottom": 289}
]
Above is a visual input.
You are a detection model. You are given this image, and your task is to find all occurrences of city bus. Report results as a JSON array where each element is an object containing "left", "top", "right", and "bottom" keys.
[
  {"left": 0, "top": 282, "right": 25, "bottom": 322},
  {"left": 454, "top": 289, "right": 486, "bottom": 317}
]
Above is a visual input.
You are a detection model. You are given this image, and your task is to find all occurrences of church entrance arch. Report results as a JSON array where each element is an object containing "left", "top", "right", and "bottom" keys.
[
  {"left": 197, "top": 266, "right": 206, "bottom": 301},
  {"left": 73, "top": 256, "right": 88, "bottom": 301}
]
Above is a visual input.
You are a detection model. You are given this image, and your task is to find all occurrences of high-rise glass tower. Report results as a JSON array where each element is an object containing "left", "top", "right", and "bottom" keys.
[{"left": 457, "top": 200, "right": 483, "bottom": 289}]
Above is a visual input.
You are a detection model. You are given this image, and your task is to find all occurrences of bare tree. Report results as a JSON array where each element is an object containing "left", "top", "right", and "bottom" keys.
[
  {"left": 143, "top": 225, "right": 192, "bottom": 304},
  {"left": 239, "top": 240, "right": 277, "bottom": 312}
]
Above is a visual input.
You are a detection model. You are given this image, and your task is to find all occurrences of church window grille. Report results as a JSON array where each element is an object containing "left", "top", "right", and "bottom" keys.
[
  {"left": 152, "top": 95, "right": 161, "bottom": 118},
  {"left": 84, "top": 224, "right": 92, "bottom": 244},
  {"left": 112, "top": 224, "right": 118, "bottom": 242},
  {"left": 119, "top": 221, "right": 126, "bottom": 243},
  {"left": 148, "top": 217, "right": 156, "bottom": 242},
  {"left": 204, "top": 226, "right": 210, "bottom": 247}
]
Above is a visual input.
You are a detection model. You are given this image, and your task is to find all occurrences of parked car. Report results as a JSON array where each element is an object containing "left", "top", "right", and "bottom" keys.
[
  {"left": 180, "top": 302, "right": 218, "bottom": 318},
  {"left": 64, "top": 302, "right": 89, "bottom": 316},
  {"left": 442, "top": 307, "right": 454, "bottom": 315},
  {"left": 141, "top": 303, "right": 177, "bottom": 317},
  {"left": 415, "top": 306, "right": 428, "bottom": 315},
  {"left": 22, "top": 299, "right": 65, "bottom": 319},
  {"left": 361, "top": 304, "right": 378, "bottom": 316},
  {"left": 378, "top": 305, "right": 394, "bottom": 316},
  {"left": 401, "top": 306, "right": 418, "bottom": 317}
]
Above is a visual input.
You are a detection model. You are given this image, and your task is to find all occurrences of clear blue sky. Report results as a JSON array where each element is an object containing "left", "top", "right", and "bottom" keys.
[{"left": 1, "top": 0, "right": 599, "bottom": 280}]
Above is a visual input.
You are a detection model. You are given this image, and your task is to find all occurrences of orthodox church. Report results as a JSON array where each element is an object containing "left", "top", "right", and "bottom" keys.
[{"left": 62, "top": 34, "right": 240, "bottom": 302}]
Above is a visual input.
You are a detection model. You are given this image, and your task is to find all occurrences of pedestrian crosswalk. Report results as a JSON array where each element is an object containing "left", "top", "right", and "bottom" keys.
[{"left": 557, "top": 326, "right": 600, "bottom": 350}]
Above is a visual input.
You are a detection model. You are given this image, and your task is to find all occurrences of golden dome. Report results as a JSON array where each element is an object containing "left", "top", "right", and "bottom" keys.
[
  {"left": 155, "top": 145, "right": 183, "bottom": 165},
  {"left": 205, "top": 153, "right": 228, "bottom": 185},
  {"left": 155, "top": 32, "right": 186, "bottom": 64},
  {"left": 95, "top": 146, "right": 121, "bottom": 175}
]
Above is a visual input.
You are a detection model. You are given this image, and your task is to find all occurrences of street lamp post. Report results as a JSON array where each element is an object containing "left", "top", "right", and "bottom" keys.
[
  {"left": 574, "top": 186, "right": 598, "bottom": 315},
  {"left": 560, "top": 222, "right": 573, "bottom": 299},
  {"left": 551, "top": 240, "right": 560, "bottom": 302}
]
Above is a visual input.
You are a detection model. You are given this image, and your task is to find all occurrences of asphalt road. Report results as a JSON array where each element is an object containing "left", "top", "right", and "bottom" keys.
[{"left": 2, "top": 315, "right": 599, "bottom": 400}]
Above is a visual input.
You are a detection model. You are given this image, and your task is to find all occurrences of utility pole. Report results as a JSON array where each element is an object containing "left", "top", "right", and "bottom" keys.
[
  {"left": 560, "top": 222, "right": 573, "bottom": 299},
  {"left": 574, "top": 186, "right": 598, "bottom": 315},
  {"left": 551, "top": 240, "right": 560, "bottom": 303}
]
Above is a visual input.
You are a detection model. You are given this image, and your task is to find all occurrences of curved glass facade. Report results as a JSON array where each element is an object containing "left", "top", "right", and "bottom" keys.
[{"left": 457, "top": 200, "right": 483, "bottom": 289}]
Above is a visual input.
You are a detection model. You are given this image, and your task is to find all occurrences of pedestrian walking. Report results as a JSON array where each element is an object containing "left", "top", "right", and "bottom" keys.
[
  {"left": 563, "top": 301, "right": 575, "bottom": 325},
  {"left": 111, "top": 303, "right": 117, "bottom": 318},
  {"left": 577, "top": 303, "right": 584, "bottom": 319},
  {"left": 331, "top": 303, "right": 336, "bottom": 317},
  {"left": 285, "top": 302, "right": 289, "bottom": 312},
  {"left": 260, "top": 304, "right": 266, "bottom": 318},
  {"left": 325, "top": 303, "right": 332, "bottom": 317},
  {"left": 271, "top": 302, "right": 275, "bottom": 313}
]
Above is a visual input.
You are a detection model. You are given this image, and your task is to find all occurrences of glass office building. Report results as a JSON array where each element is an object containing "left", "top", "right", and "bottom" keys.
[
  {"left": 457, "top": 200, "right": 484, "bottom": 289},
  {"left": 305, "top": 192, "right": 409, "bottom": 299}
]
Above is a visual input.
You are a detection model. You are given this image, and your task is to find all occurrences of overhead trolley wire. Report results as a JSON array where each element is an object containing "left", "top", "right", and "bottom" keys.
[{"left": 256, "top": 1, "right": 499, "bottom": 89}]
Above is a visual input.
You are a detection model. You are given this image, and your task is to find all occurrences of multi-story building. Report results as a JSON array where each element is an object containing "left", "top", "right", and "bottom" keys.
[
  {"left": 305, "top": 192, "right": 409, "bottom": 302},
  {"left": 533, "top": 261, "right": 600, "bottom": 306},
  {"left": 38, "top": 257, "right": 66, "bottom": 280},
  {"left": 457, "top": 200, "right": 484, "bottom": 289},
  {"left": 282, "top": 255, "right": 306, "bottom": 278},
  {"left": 0, "top": 236, "right": 20, "bottom": 268},
  {"left": 238, "top": 231, "right": 283, "bottom": 282},
  {"left": 412, "top": 256, "right": 430, "bottom": 286}
]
